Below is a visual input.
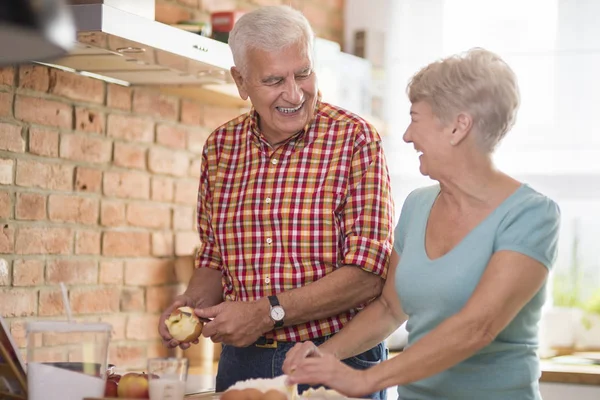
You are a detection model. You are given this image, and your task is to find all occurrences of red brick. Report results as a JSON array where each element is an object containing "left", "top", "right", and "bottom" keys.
[
  {"left": 10, "top": 320, "right": 29, "bottom": 348},
  {"left": 39, "top": 288, "right": 65, "bottom": 316},
  {"left": 174, "top": 255, "right": 194, "bottom": 283},
  {"left": 49, "top": 68, "right": 105, "bottom": 104},
  {"left": 0, "top": 289, "right": 37, "bottom": 317},
  {"left": 15, "top": 192, "right": 46, "bottom": 220},
  {"left": 60, "top": 134, "right": 112, "bottom": 163},
  {"left": 156, "top": 124, "right": 187, "bottom": 149},
  {"left": 15, "top": 95, "right": 72, "bottom": 128},
  {"left": 29, "top": 127, "right": 59, "bottom": 157},
  {"left": 98, "top": 314, "right": 126, "bottom": 341},
  {"left": 126, "top": 203, "right": 171, "bottom": 229},
  {"left": 146, "top": 342, "right": 170, "bottom": 359},
  {"left": 174, "top": 179, "right": 198, "bottom": 205},
  {"left": 152, "top": 232, "right": 173, "bottom": 257},
  {"left": 0, "top": 225, "right": 15, "bottom": 253},
  {"left": 0, "top": 66, "right": 15, "bottom": 86},
  {"left": 189, "top": 158, "right": 201, "bottom": 178},
  {"left": 146, "top": 285, "right": 180, "bottom": 313},
  {"left": 1, "top": 259, "right": 10, "bottom": 285},
  {"left": 15, "top": 159, "right": 72, "bottom": 191},
  {"left": 113, "top": 142, "right": 147, "bottom": 169},
  {"left": 202, "top": 105, "right": 241, "bottom": 129},
  {"left": 99, "top": 260, "right": 123, "bottom": 285},
  {"left": 46, "top": 259, "right": 98, "bottom": 284},
  {"left": 0, "top": 92, "right": 12, "bottom": 117},
  {"left": 75, "top": 107, "right": 105, "bottom": 134},
  {"left": 0, "top": 158, "right": 14, "bottom": 185},
  {"left": 198, "top": 0, "right": 236, "bottom": 14},
  {"left": 120, "top": 287, "right": 145, "bottom": 312},
  {"left": 155, "top": 1, "right": 193, "bottom": 24},
  {"left": 75, "top": 167, "right": 102, "bottom": 193},
  {"left": 177, "top": 0, "right": 198, "bottom": 7},
  {"left": 102, "top": 231, "right": 150, "bottom": 257},
  {"left": 18, "top": 65, "right": 50, "bottom": 92},
  {"left": 173, "top": 206, "right": 194, "bottom": 231},
  {"left": 124, "top": 259, "right": 175, "bottom": 286},
  {"left": 133, "top": 89, "right": 179, "bottom": 121},
  {"left": 75, "top": 230, "right": 101, "bottom": 255},
  {"left": 151, "top": 177, "right": 174, "bottom": 202},
  {"left": 0, "top": 122, "right": 24, "bottom": 152},
  {"left": 12, "top": 259, "right": 44, "bottom": 286},
  {"left": 100, "top": 200, "right": 125, "bottom": 226},
  {"left": 148, "top": 147, "right": 189, "bottom": 177},
  {"left": 187, "top": 128, "right": 210, "bottom": 153},
  {"left": 14, "top": 227, "right": 72, "bottom": 255},
  {"left": 70, "top": 287, "right": 120, "bottom": 314},
  {"left": 108, "top": 345, "right": 145, "bottom": 370},
  {"left": 126, "top": 315, "right": 159, "bottom": 340},
  {"left": 0, "top": 192, "right": 11, "bottom": 219},
  {"left": 107, "top": 84, "right": 132, "bottom": 111},
  {"left": 175, "top": 231, "right": 199, "bottom": 256},
  {"left": 180, "top": 100, "right": 204, "bottom": 125},
  {"left": 107, "top": 114, "right": 154, "bottom": 143},
  {"left": 48, "top": 194, "right": 99, "bottom": 225},
  {"left": 103, "top": 170, "right": 150, "bottom": 199}
]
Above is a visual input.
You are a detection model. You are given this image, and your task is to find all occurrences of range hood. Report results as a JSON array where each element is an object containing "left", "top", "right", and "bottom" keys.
[{"left": 39, "top": 1, "right": 247, "bottom": 107}]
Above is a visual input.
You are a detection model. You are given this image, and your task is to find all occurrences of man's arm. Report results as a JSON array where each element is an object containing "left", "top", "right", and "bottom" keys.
[{"left": 183, "top": 267, "right": 224, "bottom": 308}]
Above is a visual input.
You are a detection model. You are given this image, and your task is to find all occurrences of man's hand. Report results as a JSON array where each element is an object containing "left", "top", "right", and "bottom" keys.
[
  {"left": 286, "top": 353, "right": 375, "bottom": 398},
  {"left": 158, "top": 294, "right": 200, "bottom": 350},
  {"left": 198, "top": 300, "right": 271, "bottom": 347}
]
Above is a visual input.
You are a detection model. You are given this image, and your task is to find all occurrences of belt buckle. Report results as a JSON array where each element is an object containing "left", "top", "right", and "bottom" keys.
[{"left": 255, "top": 338, "right": 278, "bottom": 349}]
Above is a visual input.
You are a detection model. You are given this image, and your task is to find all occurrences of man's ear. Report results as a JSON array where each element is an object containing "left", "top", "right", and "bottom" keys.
[
  {"left": 449, "top": 112, "right": 473, "bottom": 146},
  {"left": 231, "top": 67, "right": 249, "bottom": 100}
]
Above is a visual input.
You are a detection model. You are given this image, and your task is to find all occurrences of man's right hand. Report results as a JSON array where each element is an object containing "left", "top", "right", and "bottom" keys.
[{"left": 158, "top": 294, "right": 199, "bottom": 350}]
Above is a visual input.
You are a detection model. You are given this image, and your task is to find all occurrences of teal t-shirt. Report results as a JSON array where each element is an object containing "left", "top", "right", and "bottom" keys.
[{"left": 393, "top": 184, "right": 560, "bottom": 400}]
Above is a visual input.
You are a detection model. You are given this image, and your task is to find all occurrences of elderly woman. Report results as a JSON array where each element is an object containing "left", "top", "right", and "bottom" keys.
[{"left": 283, "top": 48, "right": 560, "bottom": 400}]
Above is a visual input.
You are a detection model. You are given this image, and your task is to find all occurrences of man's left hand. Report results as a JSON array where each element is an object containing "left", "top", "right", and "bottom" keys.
[{"left": 197, "top": 301, "right": 269, "bottom": 347}]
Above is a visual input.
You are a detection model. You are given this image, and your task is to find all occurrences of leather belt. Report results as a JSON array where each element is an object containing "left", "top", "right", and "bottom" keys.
[{"left": 254, "top": 336, "right": 278, "bottom": 349}]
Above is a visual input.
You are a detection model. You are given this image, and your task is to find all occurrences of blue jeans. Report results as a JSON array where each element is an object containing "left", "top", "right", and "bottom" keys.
[{"left": 215, "top": 338, "right": 388, "bottom": 400}]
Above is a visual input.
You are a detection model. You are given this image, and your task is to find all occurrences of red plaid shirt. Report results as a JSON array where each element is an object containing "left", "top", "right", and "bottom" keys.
[{"left": 195, "top": 98, "right": 394, "bottom": 342}]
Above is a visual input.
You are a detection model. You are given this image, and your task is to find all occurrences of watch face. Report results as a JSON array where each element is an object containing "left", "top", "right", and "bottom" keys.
[{"left": 270, "top": 306, "right": 285, "bottom": 321}]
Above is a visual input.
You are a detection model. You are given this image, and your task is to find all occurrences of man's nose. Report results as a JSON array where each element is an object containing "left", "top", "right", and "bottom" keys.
[
  {"left": 282, "top": 79, "right": 303, "bottom": 103},
  {"left": 403, "top": 129, "right": 411, "bottom": 143}
]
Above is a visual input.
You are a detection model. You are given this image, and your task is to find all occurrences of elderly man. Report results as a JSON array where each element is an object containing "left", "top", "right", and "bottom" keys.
[{"left": 158, "top": 5, "right": 394, "bottom": 399}]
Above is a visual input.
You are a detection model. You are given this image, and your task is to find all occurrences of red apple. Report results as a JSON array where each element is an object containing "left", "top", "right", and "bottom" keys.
[
  {"left": 104, "top": 378, "right": 118, "bottom": 398},
  {"left": 117, "top": 372, "right": 149, "bottom": 399},
  {"left": 164, "top": 306, "right": 203, "bottom": 342}
]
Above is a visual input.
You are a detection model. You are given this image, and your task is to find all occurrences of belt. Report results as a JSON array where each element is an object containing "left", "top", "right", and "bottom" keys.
[{"left": 254, "top": 336, "right": 278, "bottom": 349}]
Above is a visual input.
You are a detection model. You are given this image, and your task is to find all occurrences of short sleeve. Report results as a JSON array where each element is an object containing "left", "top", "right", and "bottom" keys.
[
  {"left": 393, "top": 189, "right": 421, "bottom": 256},
  {"left": 494, "top": 193, "right": 561, "bottom": 270}
]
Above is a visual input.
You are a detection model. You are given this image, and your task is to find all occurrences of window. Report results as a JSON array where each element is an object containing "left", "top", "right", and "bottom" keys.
[{"left": 382, "top": 0, "right": 600, "bottom": 308}]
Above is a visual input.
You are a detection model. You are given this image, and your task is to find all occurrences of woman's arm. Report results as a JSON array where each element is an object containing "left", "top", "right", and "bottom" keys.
[{"left": 364, "top": 250, "right": 548, "bottom": 391}]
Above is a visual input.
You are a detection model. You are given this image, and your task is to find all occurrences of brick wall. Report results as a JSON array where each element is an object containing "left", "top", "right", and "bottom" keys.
[{"left": 0, "top": 0, "right": 345, "bottom": 370}]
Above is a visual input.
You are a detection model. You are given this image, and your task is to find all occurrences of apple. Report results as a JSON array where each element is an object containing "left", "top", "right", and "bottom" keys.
[
  {"left": 117, "top": 372, "right": 149, "bottom": 399},
  {"left": 164, "top": 306, "right": 203, "bottom": 342},
  {"left": 104, "top": 377, "right": 118, "bottom": 397}
]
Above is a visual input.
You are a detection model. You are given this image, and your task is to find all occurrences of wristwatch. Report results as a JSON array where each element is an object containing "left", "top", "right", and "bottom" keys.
[{"left": 268, "top": 295, "right": 285, "bottom": 328}]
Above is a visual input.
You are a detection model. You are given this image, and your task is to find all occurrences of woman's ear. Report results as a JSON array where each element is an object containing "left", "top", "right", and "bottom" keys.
[
  {"left": 449, "top": 112, "right": 473, "bottom": 146},
  {"left": 231, "top": 67, "right": 249, "bottom": 100}
]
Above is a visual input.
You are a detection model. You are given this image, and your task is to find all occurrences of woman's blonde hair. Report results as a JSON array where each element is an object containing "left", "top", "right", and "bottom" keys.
[
  {"left": 407, "top": 48, "right": 520, "bottom": 152},
  {"left": 229, "top": 5, "right": 314, "bottom": 76}
]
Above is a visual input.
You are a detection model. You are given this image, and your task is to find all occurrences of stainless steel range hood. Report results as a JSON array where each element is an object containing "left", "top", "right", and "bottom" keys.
[{"left": 39, "top": 0, "right": 247, "bottom": 107}]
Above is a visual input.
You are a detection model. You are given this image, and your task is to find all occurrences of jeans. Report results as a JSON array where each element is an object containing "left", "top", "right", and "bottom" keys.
[{"left": 215, "top": 338, "right": 388, "bottom": 400}]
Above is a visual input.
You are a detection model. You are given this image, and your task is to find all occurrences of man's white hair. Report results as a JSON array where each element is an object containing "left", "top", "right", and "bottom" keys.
[{"left": 228, "top": 5, "right": 315, "bottom": 75}]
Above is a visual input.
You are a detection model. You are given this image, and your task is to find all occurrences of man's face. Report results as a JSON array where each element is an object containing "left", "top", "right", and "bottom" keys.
[{"left": 232, "top": 41, "right": 318, "bottom": 140}]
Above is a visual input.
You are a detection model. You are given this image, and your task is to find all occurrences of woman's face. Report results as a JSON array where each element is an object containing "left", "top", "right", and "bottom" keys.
[{"left": 403, "top": 101, "right": 453, "bottom": 178}]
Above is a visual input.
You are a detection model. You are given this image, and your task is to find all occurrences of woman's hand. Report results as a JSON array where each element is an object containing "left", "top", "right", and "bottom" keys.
[
  {"left": 282, "top": 341, "right": 324, "bottom": 374},
  {"left": 286, "top": 352, "right": 375, "bottom": 398}
]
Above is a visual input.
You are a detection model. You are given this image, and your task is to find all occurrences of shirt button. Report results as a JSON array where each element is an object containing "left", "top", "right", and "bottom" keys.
[
  {"left": 265, "top": 197, "right": 272, "bottom": 204},
  {"left": 266, "top": 238, "right": 272, "bottom": 244},
  {"left": 265, "top": 277, "right": 271, "bottom": 284},
  {"left": 271, "top": 158, "right": 278, "bottom": 165}
]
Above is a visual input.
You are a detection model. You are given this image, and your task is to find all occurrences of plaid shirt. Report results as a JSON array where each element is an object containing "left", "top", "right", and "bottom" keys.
[{"left": 195, "top": 98, "right": 394, "bottom": 342}]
